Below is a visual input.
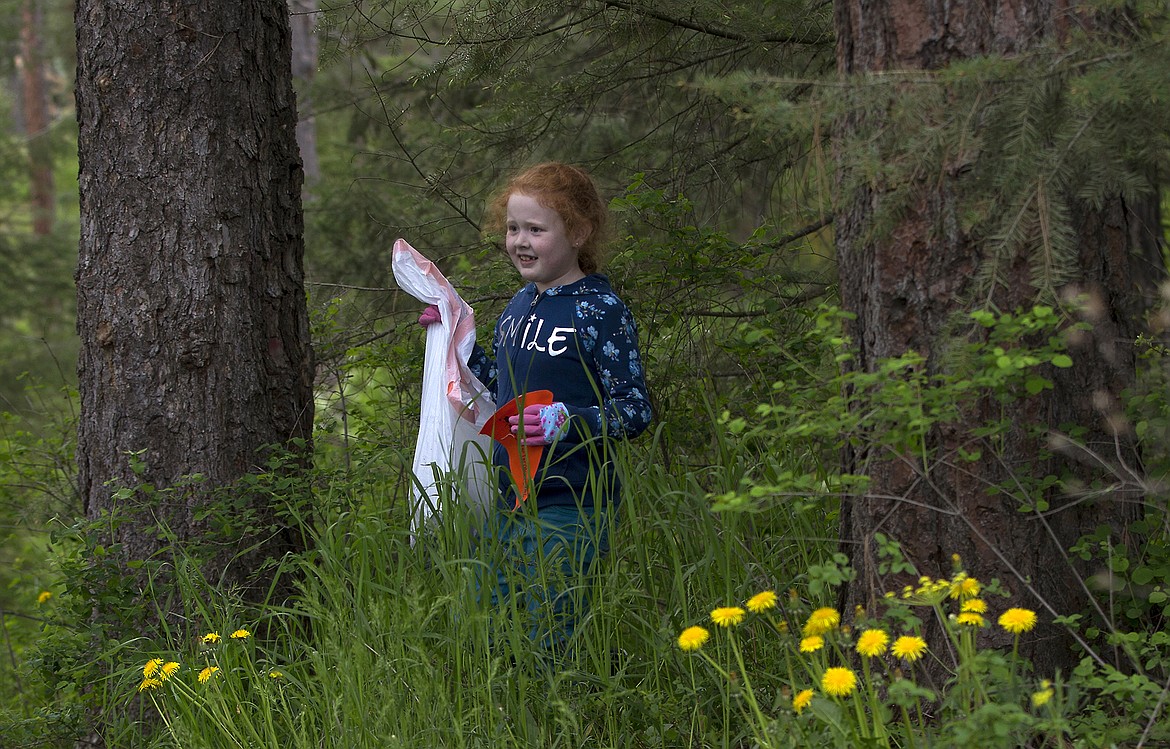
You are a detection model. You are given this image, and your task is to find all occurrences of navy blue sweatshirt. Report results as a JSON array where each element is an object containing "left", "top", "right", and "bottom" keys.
[{"left": 468, "top": 274, "right": 652, "bottom": 511}]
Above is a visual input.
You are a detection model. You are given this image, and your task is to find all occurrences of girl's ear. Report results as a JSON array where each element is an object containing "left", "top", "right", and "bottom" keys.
[{"left": 573, "top": 226, "right": 592, "bottom": 249}]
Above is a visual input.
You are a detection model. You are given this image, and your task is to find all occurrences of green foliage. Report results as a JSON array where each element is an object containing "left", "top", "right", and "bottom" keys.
[
  {"left": 707, "top": 304, "right": 1085, "bottom": 519},
  {"left": 3, "top": 1, "right": 1170, "bottom": 747}
]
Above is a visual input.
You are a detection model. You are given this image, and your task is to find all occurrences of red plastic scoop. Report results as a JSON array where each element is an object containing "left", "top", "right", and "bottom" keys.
[{"left": 479, "top": 390, "right": 554, "bottom": 508}]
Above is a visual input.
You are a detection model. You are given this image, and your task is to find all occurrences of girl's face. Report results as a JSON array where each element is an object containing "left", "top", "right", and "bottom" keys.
[{"left": 505, "top": 193, "right": 586, "bottom": 292}]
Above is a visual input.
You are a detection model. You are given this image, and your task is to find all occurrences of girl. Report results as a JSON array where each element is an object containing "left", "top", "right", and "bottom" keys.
[{"left": 420, "top": 162, "right": 652, "bottom": 652}]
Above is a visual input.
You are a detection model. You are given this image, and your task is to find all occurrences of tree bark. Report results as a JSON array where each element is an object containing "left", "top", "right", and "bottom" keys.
[
  {"left": 832, "top": 0, "right": 1158, "bottom": 677},
  {"left": 74, "top": 0, "right": 314, "bottom": 607}
]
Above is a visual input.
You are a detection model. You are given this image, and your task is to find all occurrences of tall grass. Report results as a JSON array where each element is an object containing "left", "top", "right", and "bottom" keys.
[
  {"left": 106, "top": 426, "right": 837, "bottom": 749},
  {"left": 13, "top": 305, "right": 1170, "bottom": 747}
]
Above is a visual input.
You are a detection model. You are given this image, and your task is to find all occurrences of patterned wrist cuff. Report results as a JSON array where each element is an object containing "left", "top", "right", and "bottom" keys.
[{"left": 539, "top": 402, "right": 570, "bottom": 443}]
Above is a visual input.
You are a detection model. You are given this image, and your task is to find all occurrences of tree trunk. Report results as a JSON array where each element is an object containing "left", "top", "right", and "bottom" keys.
[
  {"left": 832, "top": 0, "right": 1158, "bottom": 678},
  {"left": 74, "top": 0, "right": 314, "bottom": 608}
]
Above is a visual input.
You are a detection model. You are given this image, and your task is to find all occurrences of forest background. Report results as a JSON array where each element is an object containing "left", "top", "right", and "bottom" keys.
[{"left": 2, "top": 0, "right": 1170, "bottom": 747}]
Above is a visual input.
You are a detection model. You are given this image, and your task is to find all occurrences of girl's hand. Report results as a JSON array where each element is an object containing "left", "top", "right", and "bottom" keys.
[
  {"left": 509, "top": 403, "right": 570, "bottom": 445},
  {"left": 418, "top": 305, "right": 441, "bottom": 327}
]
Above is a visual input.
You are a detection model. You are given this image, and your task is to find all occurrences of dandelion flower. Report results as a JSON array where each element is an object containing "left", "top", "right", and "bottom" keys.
[
  {"left": 792, "top": 688, "right": 814, "bottom": 715},
  {"left": 37, "top": 591, "right": 52, "bottom": 605},
  {"left": 201, "top": 632, "right": 221, "bottom": 644},
  {"left": 998, "top": 608, "right": 1038, "bottom": 634},
  {"left": 711, "top": 607, "right": 746, "bottom": 628},
  {"left": 678, "top": 626, "right": 710, "bottom": 652},
  {"left": 820, "top": 667, "right": 857, "bottom": 697},
  {"left": 143, "top": 658, "right": 163, "bottom": 678},
  {"left": 268, "top": 670, "right": 284, "bottom": 679},
  {"left": 746, "top": 590, "right": 778, "bottom": 614},
  {"left": 230, "top": 629, "right": 251, "bottom": 640},
  {"left": 198, "top": 666, "right": 220, "bottom": 683},
  {"left": 856, "top": 629, "right": 889, "bottom": 658},
  {"left": 159, "top": 662, "right": 180, "bottom": 681},
  {"left": 1031, "top": 679, "right": 1053, "bottom": 708},
  {"left": 961, "top": 599, "right": 987, "bottom": 614},
  {"left": 802, "top": 607, "right": 840, "bottom": 636},
  {"left": 956, "top": 612, "right": 985, "bottom": 627},
  {"left": 138, "top": 677, "right": 162, "bottom": 692},
  {"left": 799, "top": 635, "right": 825, "bottom": 653},
  {"left": 891, "top": 635, "right": 928, "bottom": 663},
  {"left": 950, "top": 574, "right": 981, "bottom": 599}
]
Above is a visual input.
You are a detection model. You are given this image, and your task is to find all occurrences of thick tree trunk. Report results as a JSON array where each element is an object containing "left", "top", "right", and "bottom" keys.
[
  {"left": 832, "top": 0, "right": 1157, "bottom": 677},
  {"left": 74, "top": 0, "right": 313, "bottom": 604}
]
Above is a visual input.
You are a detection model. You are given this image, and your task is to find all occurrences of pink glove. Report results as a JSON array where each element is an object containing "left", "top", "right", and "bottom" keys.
[
  {"left": 418, "top": 304, "right": 441, "bottom": 327},
  {"left": 508, "top": 402, "right": 570, "bottom": 446}
]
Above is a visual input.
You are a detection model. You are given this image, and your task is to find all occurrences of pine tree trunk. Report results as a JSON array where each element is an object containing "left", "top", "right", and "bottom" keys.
[
  {"left": 832, "top": 0, "right": 1158, "bottom": 677},
  {"left": 74, "top": 0, "right": 314, "bottom": 604}
]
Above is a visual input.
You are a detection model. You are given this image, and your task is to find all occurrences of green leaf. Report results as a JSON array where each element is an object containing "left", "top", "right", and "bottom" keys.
[
  {"left": 1050, "top": 354, "right": 1073, "bottom": 368},
  {"left": 1025, "top": 376, "right": 1050, "bottom": 394}
]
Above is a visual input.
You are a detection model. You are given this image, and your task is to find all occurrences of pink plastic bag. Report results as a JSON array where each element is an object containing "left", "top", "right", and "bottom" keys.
[{"left": 391, "top": 239, "right": 495, "bottom": 535}]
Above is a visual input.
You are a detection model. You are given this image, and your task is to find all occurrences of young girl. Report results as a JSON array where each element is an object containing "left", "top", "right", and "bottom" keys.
[{"left": 420, "top": 162, "right": 652, "bottom": 652}]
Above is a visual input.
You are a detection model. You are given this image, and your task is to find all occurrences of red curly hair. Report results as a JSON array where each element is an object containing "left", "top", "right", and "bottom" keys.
[{"left": 484, "top": 162, "right": 611, "bottom": 275}]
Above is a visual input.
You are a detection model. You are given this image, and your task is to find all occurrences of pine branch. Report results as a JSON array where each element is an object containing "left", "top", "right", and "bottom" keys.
[{"left": 600, "top": 0, "right": 831, "bottom": 46}]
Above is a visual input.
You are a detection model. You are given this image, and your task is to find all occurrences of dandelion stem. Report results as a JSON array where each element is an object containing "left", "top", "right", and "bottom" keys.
[
  {"left": 900, "top": 703, "right": 918, "bottom": 749},
  {"left": 727, "top": 631, "right": 769, "bottom": 745}
]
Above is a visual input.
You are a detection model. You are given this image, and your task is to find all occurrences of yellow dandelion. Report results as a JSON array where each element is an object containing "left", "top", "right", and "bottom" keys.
[
  {"left": 678, "top": 626, "right": 710, "bottom": 652},
  {"left": 198, "top": 666, "right": 220, "bottom": 684},
  {"left": 230, "top": 629, "right": 251, "bottom": 640},
  {"left": 711, "top": 607, "right": 746, "bottom": 628},
  {"left": 37, "top": 591, "right": 53, "bottom": 605},
  {"left": 855, "top": 629, "right": 889, "bottom": 658},
  {"left": 138, "top": 677, "right": 162, "bottom": 692},
  {"left": 1031, "top": 679, "right": 1053, "bottom": 708},
  {"left": 143, "top": 658, "right": 164, "bottom": 679},
  {"left": 201, "top": 632, "right": 221, "bottom": 644},
  {"left": 956, "top": 612, "right": 985, "bottom": 627},
  {"left": 950, "top": 574, "right": 981, "bottom": 599},
  {"left": 792, "top": 688, "right": 814, "bottom": 715},
  {"left": 820, "top": 667, "right": 857, "bottom": 697},
  {"left": 802, "top": 607, "right": 841, "bottom": 636},
  {"left": 799, "top": 635, "right": 825, "bottom": 653},
  {"left": 891, "top": 635, "right": 928, "bottom": 663},
  {"left": 961, "top": 599, "right": 987, "bottom": 614},
  {"left": 268, "top": 670, "right": 284, "bottom": 679},
  {"left": 746, "top": 590, "right": 778, "bottom": 614},
  {"left": 776, "top": 620, "right": 789, "bottom": 634},
  {"left": 159, "top": 662, "right": 180, "bottom": 681},
  {"left": 998, "top": 608, "right": 1038, "bottom": 634}
]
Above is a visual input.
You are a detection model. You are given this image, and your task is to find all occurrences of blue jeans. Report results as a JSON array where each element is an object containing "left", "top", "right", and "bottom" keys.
[{"left": 477, "top": 505, "right": 611, "bottom": 651}]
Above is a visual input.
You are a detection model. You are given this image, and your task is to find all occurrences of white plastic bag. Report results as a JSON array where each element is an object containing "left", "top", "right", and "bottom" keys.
[{"left": 391, "top": 238, "right": 496, "bottom": 536}]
